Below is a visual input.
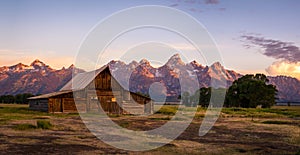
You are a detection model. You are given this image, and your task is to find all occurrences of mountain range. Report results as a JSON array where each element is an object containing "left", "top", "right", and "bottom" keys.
[
  {"left": 0, "top": 59, "right": 84, "bottom": 95},
  {"left": 0, "top": 54, "right": 300, "bottom": 102}
]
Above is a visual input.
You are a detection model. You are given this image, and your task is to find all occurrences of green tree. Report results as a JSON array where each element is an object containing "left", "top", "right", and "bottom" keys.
[
  {"left": 0, "top": 95, "right": 15, "bottom": 103},
  {"left": 225, "top": 74, "right": 277, "bottom": 108},
  {"left": 191, "top": 87, "right": 226, "bottom": 107},
  {"left": 182, "top": 91, "right": 191, "bottom": 106},
  {"left": 15, "top": 93, "right": 34, "bottom": 104},
  {"left": 0, "top": 93, "right": 34, "bottom": 104}
]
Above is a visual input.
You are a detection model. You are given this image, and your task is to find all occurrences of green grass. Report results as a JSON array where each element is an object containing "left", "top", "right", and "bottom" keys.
[
  {"left": 154, "top": 105, "right": 300, "bottom": 119},
  {"left": 0, "top": 104, "right": 79, "bottom": 121},
  {"left": 258, "top": 108, "right": 300, "bottom": 117},
  {"left": 108, "top": 113, "right": 121, "bottom": 118},
  {"left": 14, "top": 123, "right": 37, "bottom": 130},
  {"left": 13, "top": 120, "right": 53, "bottom": 130},
  {"left": 118, "top": 122, "right": 130, "bottom": 128},
  {"left": 0, "top": 118, "right": 9, "bottom": 125},
  {"left": 155, "top": 105, "right": 178, "bottom": 115},
  {"left": 221, "top": 106, "right": 300, "bottom": 118},
  {"left": 0, "top": 104, "right": 50, "bottom": 120},
  {"left": 37, "top": 120, "right": 53, "bottom": 129}
]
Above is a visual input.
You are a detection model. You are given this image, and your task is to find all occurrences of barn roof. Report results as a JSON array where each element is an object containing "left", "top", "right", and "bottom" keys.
[
  {"left": 60, "top": 65, "right": 108, "bottom": 91},
  {"left": 29, "top": 64, "right": 152, "bottom": 100},
  {"left": 28, "top": 90, "right": 73, "bottom": 99}
]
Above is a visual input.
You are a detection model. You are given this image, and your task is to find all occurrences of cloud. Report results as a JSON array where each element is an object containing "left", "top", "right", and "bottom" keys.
[
  {"left": 241, "top": 34, "right": 300, "bottom": 62},
  {"left": 205, "top": 0, "right": 219, "bottom": 4},
  {"left": 266, "top": 61, "right": 300, "bottom": 79},
  {"left": 168, "top": 0, "right": 223, "bottom": 13},
  {"left": 169, "top": 3, "right": 179, "bottom": 7}
]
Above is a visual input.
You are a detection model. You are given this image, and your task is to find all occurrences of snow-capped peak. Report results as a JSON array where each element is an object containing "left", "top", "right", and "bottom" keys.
[
  {"left": 139, "top": 59, "right": 150, "bottom": 65},
  {"left": 30, "top": 59, "right": 46, "bottom": 67},
  {"left": 68, "top": 64, "right": 75, "bottom": 69},
  {"left": 189, "top": 60, "right": 204, "bottom": 68},
  {"left": 166, "top": 53, "right": 185, "bottom": 68},
  {"left": 8, "top": 63, "right": 33, "bottom": 72},
  {"left": 210, "top": 62, "right": 224, "bottom": 70}
]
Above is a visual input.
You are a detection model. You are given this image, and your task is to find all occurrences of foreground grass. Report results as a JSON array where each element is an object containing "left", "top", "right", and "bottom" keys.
[
  {"left": 14, "top": 120, "right": 53, "bottom": 130},
  {"left": 0, "top": 104, "right": 299, "bottom": 154},
  {"left": 221, "top": 106, "right": 300, "bottom": 118},
  {"left": 0, "top": 104, "right": 78, "bottom": 125},
  {"left": 154, "top": 105, "right": 300, "bottom": 119}
]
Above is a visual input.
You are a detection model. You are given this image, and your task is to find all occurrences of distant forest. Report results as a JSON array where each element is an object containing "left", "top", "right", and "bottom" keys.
[{"left": 0, "top": 93, "right": 34, "bottom": 104}]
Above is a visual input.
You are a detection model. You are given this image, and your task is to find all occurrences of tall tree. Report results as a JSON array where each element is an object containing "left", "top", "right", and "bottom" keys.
[
  {"left": 191, "top": 87, "right": 226, "bottom": 107},
  {"left": 225, "top": 74, "right": 277, "bottom": 108}
]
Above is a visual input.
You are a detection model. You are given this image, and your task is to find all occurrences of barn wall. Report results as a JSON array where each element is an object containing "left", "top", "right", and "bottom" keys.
[
  {"left": 48, "top": 92, "right": 78, "bottom": 113},
  {"left": 85, "top": 68, "right": 123, "bottom": 114},
  {"left": 62, "top": 98, "right": 77, "bottom": 112},
  {"left": 86, "top": 90, "right": 123, "bottom": 114},
  {"left": 29, "top": 99, "right": 48, "bottom": 112},
  {"left": 29, "top": 66, "right": 153, "bottom": 114},
  {"left": 74, "top": 98, "right": 87, "bottom": 113},
  {"left": 83, "top": 68, "right": 153, "bottom": 114}
]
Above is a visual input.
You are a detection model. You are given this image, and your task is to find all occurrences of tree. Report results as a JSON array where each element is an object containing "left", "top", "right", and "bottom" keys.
[
  {"left": 191, "top": 87, "right": 226, "bottom": 107},
  {"left": 15, "top": 93, "right": 34, "bottom": 104},
  {"left": 225, "top": 74, "right": 277, "bottom": 108},
  {"left": 0, "top": 93, "right": 34, "bottom": 104},
  {"left": 0, "top": 95, "right": 15, "bottom": 103},
  {"left": 182, "top": 91, "right": 192, "bottom": 106}
]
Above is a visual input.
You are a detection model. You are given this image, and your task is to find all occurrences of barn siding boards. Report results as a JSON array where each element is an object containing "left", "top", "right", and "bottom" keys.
[
  {"left": 29, "top": 99, "right": 48, "bottom": 112},
  {"left": 28, "top": 65, "right": 153, "bottom": 114}
]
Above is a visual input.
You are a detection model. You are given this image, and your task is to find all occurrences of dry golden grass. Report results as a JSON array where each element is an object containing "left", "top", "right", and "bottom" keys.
[{"left": 0, "top": 104, "right": 299, "bottom": 154}]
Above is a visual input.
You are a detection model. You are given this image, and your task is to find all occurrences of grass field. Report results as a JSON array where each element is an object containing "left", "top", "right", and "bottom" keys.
[{"left": 0, "top": 104, "right": 299, "bottom": 154}]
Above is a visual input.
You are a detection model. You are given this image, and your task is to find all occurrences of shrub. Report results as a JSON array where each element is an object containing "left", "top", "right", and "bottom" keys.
[
  {"left": 155, "top": 106, "right": 178, "bottom": 115},
  {"left": 37, "top": 120, "right": 52, "bottom": 129},
  {"left": 14, "top": 123, "right": 36, "bottom": 130}
]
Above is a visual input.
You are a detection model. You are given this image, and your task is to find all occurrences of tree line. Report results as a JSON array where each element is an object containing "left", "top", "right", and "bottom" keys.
[
  {"left": 181, "top": 74, "right": 277, "bottom": 108},
  {"left": 0, "top": 93, "right": 35, "bottom": 104}
]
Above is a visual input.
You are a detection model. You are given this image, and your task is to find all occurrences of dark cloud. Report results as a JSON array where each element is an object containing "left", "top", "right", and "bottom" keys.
[
  {"left": 169, "top": 3, "right": 179, "bottom": 7},
  {"left": 241, "top": 34, "right": 300, "bottom": 62},
  {"left": 205, "top": 0, "right": 219, "bottom": 4}
]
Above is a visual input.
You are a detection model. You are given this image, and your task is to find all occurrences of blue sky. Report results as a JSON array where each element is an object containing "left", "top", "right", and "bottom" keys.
[{"left": 1, "top": 0, "right": 300, "bottom": 78}]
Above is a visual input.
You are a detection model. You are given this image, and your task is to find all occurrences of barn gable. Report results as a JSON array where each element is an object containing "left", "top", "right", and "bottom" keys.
[{"left": 29, "top": 65, "right": 153, "bottom": 114}]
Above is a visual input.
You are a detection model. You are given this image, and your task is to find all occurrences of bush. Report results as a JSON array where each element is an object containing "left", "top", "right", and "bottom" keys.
[
  {"left": 37, "top": 120, "right": 52, "bottom": 129},
  {"left": 14, "top": 123, "right": 36, "bottom": 130},
  {"left": 155, "top": 106, "right": 178, "bottom": 115}
]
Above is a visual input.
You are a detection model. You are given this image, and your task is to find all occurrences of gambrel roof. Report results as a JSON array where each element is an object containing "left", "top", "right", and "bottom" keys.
[{"left": 60, "top": 65, "right": 108, "bottom": 91}]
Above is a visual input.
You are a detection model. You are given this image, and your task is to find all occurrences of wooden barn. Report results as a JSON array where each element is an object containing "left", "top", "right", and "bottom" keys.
[{"left": 28, "top": 65, "right": 153, "bottom": 114}]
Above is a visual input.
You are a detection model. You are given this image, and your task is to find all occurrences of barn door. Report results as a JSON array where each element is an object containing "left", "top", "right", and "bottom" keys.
[
  {"left": 99, "top": 95, "right": 120, "bottom": 114},
  {"left": 53, "top": 98, "right": 62, "bottom": 112}
]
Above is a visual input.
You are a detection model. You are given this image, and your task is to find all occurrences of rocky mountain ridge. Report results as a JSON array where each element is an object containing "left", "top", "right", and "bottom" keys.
[
  {"left": 108, "top": 54, "right": 300, "bottom": 102},
  {"left": 0, "top": 59, "right": 83, "bottom": 95},
  {"left": 0, "top": 55, "right": 299, "bottom": 101}
]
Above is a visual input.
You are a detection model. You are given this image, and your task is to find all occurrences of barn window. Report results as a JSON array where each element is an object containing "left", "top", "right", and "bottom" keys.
[
  {"left": 35, "top": 101, "right": 39, "bottom": 105},
  {"left": 111, "top": 97, "right": 116, "bottom": 102}
]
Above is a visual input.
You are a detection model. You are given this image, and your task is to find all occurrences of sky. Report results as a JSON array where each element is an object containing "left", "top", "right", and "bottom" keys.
[{"left": 1, "top": 0, "right": 300, "bottom": 78}]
